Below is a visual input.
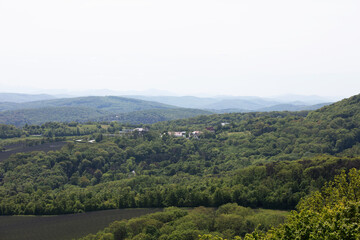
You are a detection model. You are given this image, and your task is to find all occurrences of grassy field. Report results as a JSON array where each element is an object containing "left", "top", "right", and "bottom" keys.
[{"left": 0, "top": 208, "right": 162, "bottom": 240}]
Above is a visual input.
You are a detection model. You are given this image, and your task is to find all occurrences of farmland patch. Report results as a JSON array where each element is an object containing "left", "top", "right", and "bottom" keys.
[{"left": 0, "top": 208, "right": 162, "bottom": 240}]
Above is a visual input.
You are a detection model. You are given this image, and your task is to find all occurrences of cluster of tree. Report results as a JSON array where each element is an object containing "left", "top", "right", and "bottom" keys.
[
  {"left": 0, "top": 121, "right": 138, "bottom": 139},
  {"left": 64, "top": 168, "right": 360, "bottom": 240},
  {"left": 0, "top": 94, "right": 359, "bottom": 216},
  {"left": 100, "top": 108, "right": 213, "bottom": 125},
  {"left": 1, "top": 133, "right": 360, "bottom": 215},
  {"left": 0, "top": 124, "right": 22, "bottom": 139},
  {"left": 201, "top": 168, "right": 360, "bottom": 239},
  {"left": 78, "top": 204, "right": 287, "bottom": 240}
]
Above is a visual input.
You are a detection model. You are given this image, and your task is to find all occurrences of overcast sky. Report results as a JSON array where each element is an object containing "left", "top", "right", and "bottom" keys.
[{"left": 0, "top": 0, "right": 359, "bottom": 98}]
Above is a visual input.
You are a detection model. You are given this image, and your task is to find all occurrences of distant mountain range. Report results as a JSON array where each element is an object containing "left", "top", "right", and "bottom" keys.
[
  {"left": 0, "top": 96, "right": 173, "bottom": 112},
  {"left": 0, "top": 93, "right": 56, "bottom": 103},
  {"left": 125, "top": 95, "right": 333, "bottom": 112},
  {"left": 0, "top": 92, "right": 335, "bottom": 126},
  {"left": 0, "top": 95, "right": 212, "bottom": 126}
]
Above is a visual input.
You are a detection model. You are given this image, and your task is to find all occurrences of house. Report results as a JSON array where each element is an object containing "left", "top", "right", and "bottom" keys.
[
  {"left": 133, "top": 128, "right": 149, "bottom": 135},
  {"left": 133, "top": 128, "right": 148, "bottom": 132},
  {"left": 192, "top": 131, "right": 202, "bottom": 135},
  {"left": 190, "top": 131, "right": 202, "bottom": 139},
  {"left": 168, "top": 131, "right": 187, "bottom": 137},
  {"left": 221, "top": 122, "right": 229, "bottom": 127}
]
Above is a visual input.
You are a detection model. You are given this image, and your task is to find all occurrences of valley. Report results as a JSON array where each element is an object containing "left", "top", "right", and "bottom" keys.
[{"left": 0, "top": 93, "right": 359, "bottom": 239}]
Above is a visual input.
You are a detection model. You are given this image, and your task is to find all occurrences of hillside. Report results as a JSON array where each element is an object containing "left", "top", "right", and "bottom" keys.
[
  {"left": 307, "top": 93, "right": 360, "bottom": 122},
  {"left": 0, "top": 107, "right": 109, "bottom": 126},
  {"left": 0, "top": 93, "right": 359, "bottom": 240},
  {"left": 0, "top": 96, "right": 174, "bottom": 113},
  {"left": 0, "top": 107, "right": 213, "bottom": 126},
  {"left": 0, "top": 96, "right": 204, "bottom": 126},
  {"left": 126, "top": 95, "right": 220, "bottom": 109},
  {"left": 113, "top": 108, "right": 213, "bottom": 124},
  {"left": 257, "top": 102, "right": 331, "bottom": 112},
  {"left": 127, "top": 95, "right": 331, "bottom": 112}
]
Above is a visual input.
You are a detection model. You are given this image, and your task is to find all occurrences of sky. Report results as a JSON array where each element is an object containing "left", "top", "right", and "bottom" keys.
[{"left": 0, "top": 0, "right": 359, "bottom": 98}]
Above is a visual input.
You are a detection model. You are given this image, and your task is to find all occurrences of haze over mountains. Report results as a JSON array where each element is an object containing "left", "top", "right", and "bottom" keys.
[
  {"left": 0, "top": 94, "right": 212, "bottom": 126},
  {"left": 0, "top": 92, "right": 335, "bottom": 126},
  {"left": 0, "top": 93, "right": 56, "bottom": 103}
]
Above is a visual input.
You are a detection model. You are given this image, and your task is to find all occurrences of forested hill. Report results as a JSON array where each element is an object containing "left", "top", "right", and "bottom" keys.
[
  {"left": 0, "top": 107, "right": 213, "bottom": 126},
  {"left": 127, "top": 95, "right": 332, "bottom": 112},
  {"left": 0, "top": 96, "right": 174, "bottom": 112},
  {"left": 152, "top": 93, "right": 360, "bottom": 157},
  {"left": 0, "top": 94, "right": 359, "bottom": 216},
  {"left": 0, "top": 107, "right": 108, "bottom": 126},
  {"left": 306, "top": 93, "right": 360, "bottom": 122},
  {"left": 0, "top": 96, "right": 214, "bottom": 126}
]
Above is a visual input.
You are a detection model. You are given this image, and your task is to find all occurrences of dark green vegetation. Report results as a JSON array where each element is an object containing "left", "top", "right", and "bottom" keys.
[
  {"left": 0, "top": 96, "right": 212, "bottom": 126},
  {"left": 246, "top": 168, "right": 360, "bottom": 239},
  {"left": 0, "top": 94, "right": 359, "bottom": 213},
  {"left": 80, "top": 167, "right": 360, "bottom": 240},
  {"left": 78, "top": 204, "right": 288, "bottom": 240},
  {"left": 110, "top": 108, "right": 212, "bottom": 125},
  {"left": 199, "top": 168, "right": 360, "bottom": 240},
  {"left": 0, "top": 208, "right": 161, "bottom": 240},
  {"left": 0, "top": 107, "right": 108, "bottom": 127},
  {"left": 0, "top": 93, "right": 359, "bottom": 239}
]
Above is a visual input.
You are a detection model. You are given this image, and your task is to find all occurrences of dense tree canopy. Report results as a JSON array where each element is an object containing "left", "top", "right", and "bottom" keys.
[{"left": 0, "top": 93, "right": 360, "bottom": 239}]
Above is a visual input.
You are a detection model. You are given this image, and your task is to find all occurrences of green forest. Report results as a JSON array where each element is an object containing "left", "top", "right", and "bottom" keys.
[
  {"left": 0, "top": 96, "right": 212, "bottom": 126},
  {"left": 1, "top": 93, "right": 360, "bottom": 239}
]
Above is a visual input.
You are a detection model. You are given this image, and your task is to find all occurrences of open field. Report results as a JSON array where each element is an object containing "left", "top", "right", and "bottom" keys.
[
  {"left": 0, "top": 141, "right": 67, "bottom": 162},
  {"left": 0, "top": 208, "right": 162, "bottom": 240}
]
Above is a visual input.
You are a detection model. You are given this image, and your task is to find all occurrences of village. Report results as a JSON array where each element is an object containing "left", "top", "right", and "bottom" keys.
[{"left": 73, "top": 122, "right": 230, "bottom": 143}]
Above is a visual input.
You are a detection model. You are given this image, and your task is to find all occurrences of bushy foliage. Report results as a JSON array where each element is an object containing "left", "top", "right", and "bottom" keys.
[
  {"left": 0, "top": 124, "right": 22, "bottom": 138},
  {"left": 78, "top": 204, "right": 287, "bottom": 240},
  {"left": 1, "top": 93, "right": 360, "bottom": 239},
  {"left": 243, "top": 168, "right": 360, "bottom": 239},
  {"left": 2, "top": 132, "right": 360, "bottom": 215}
]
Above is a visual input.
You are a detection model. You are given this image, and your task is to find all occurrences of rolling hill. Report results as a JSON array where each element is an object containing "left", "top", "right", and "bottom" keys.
[
  {"left": 0, "top": 107, "right": 108, "bottom": 126},
  {"left": 0, "top": 107, "right": 213, "bottom": 126},
  {"left": 0, "top": 96, "right": 174, "bottom": 113},
  {"left": 112, "top": 108, "right": 213, "bottom": 124},
  {"left": 127, "top": 95, "right": 332, "bottom": 112},
  {"left": 0, "top": 93, "right": 360, "bottom": 240}
]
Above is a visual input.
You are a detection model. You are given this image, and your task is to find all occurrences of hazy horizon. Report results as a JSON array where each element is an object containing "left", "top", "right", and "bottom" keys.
[
  {"left": 0, "top": 88, "right": 346, "bottom": 103},
  {"left": 1, "top": 0, "right": 359, "bottom": 98}
]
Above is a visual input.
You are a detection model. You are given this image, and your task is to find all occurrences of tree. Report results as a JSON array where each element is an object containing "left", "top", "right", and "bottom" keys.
[
  {"left": 79, "top": 176, "right": 90, "bottom": 187},
  {"left": 245, "top": 168, "right": 360, "bottom": 240},
  {"left": 95, "top": 133, "right": 103, "bottom": 142}
]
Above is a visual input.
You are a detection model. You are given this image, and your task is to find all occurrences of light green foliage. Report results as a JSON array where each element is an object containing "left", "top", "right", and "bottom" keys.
[
  {"left": 1, "top": 120, "right": 360, "bottom": 214},
  {"left": 78, "top": 205, "right": 287, "bottom": 240},
  {"left": 244, "top": 169, "right": 360, "bottom": 239},
  {"left": 0, "top": 93, "right": 360, "bottom": 239}
]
